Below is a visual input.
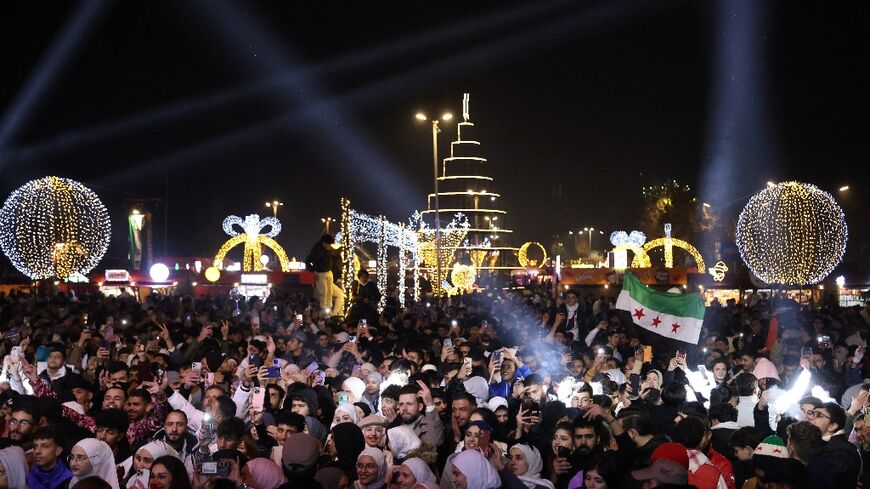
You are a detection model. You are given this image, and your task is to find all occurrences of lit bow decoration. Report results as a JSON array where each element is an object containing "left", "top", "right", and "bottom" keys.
[{"left": 215, "top": 214, "right": 291, "bottom": 272}]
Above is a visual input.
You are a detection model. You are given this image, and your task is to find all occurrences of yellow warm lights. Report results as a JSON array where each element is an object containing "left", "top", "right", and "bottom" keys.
[{"left": 736, "top": 181, "right": 847, "bottom": 285}]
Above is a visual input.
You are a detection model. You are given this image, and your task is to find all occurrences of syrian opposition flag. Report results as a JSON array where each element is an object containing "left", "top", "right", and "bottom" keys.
[{"left": 616, "top": 272, "right": 705, "bottom": 344}]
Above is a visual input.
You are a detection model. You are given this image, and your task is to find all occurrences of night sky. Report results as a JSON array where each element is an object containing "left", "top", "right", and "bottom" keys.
[{"left": 1, "top": 1, "right": 868, "bottom": 271}]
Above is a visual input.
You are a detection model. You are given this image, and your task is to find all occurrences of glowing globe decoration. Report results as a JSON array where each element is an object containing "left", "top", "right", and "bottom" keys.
[
  {"left": 149, "top": 263, "right": 170, "bottom": 282},
  {"left": 736, "top": 182, "right": 847, "bottom": 285},
  {"left": 204, "top": 266, "right": 221, "bottom": 283},
  {"left": 0, "top": 176, "right": 111, "bottom": 280}
]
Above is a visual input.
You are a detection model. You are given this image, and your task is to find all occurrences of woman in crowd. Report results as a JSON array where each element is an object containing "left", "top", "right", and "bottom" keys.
[
  {"left": 148, "top": 455, "right": 192, "bottom": 489},
  {"left": 509, "top": 444, "right": 554, "bottom": 489},
  {"left": 0, "top": 446, "right": 29, "bottom": 489},
  {"left": 118, "top": 440, "right": 180, "bottom": 488},
  {"left": 450, "top": 449, "right": 501, "bottom": 489},
  {"left": 69, "top": 439, "right": 121, "bottom": 489},
  {"left": 355, "top": 447, "right": 388, "bottom": 489}
]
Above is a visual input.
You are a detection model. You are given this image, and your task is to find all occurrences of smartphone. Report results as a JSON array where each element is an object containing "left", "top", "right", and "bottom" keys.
[
  {"left": 251, "top": 387, "right": 265, "bottom": 412},
  {"left": 818, "top": 335, "right": 831, "bottom": 348},
  {"left": 265, "top": 359, "right": 281, "bottom": 378},
  {"left": 295, "top": 314, "right": 303, "bottom": 322},
  {"left": 349, "top": 335, "right": 357, "bottom": 344},
  {"left": 201, "top": 461, "right": 218, "bottom": 475},
  {"left": 697, "top": 365, "right": 709, "bottom": 381},
  {"left": 205, "top": 372, "right": 215, "bottom": 387},
  {"left": 352, "top": 365, "right": 362, "bottom": 376},
  {"left": 629, "top": 373, "right": 640, "bottom": 399},
  {"left": 478, "top": 430, "right": 491, "bottom": 450},
  {"left": 201, "top": 413, "right": 216, "bottom": 440},
  {"left": 82, "top": 313, "right": 89, "bottom": 324},
  {"left": 557, "top": 446, "right": 571, "bottom": 459},
  {"left": 443, "top": 338, "right": 453, "bottom": 348},
  {"left": 314, "top": 371, "right": 326, "bottom": 385},
  {"left": 463, "top": 357, "right": 472, "bottom": 371},
  {"left": 597, "top": 348, "right": 606, "bottom": 358},
  {"left": 249, "top": 354, "right": 262, "bottom": 368},
  {"left": 100, "top": 339, "right": 110, "bottom": 350},
  {"left": 191, "top": 362, "right": 202, "bottom": 374},
  {"left": 801, "top": 347, "right": 814, "bottom": 358},
  {"left": 9, "top": 346, "right": 20, "bottom": 362},
  {"left": 338, "top": 393, "right": 350, "bottom": 405},
  {"left": 359, "top": 318, "right": 367, "bottom": 327},
  {"left": 305, "top": 362, "right": 319, "bottom": 376},
  {"left": 492, "top": 350, "right": 503, "bottom": 365},
  {"left": 155, "top": 368, "right": 165, "bottom": 385},
  {"left": 522, "top": 397, "right": 540, "bottom": 417}
]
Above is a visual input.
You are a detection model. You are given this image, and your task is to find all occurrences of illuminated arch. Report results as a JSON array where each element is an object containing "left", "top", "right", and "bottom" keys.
[
  {"left": 634, "top": 224, "right": 706, "bottom": 272},
  {"left": 615, "top": 245, "right": 651, "bottom": 268},
  {"left": 518, "top": 242, "right": 547, "bottom": 268}
]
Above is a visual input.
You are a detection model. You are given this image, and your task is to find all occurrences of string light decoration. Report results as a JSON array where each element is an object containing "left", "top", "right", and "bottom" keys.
[
  {"left": 0, "top": 176, "right": 110, "bottom": 279},
  {"left": 637, "top": 223, "right": 706, "bottom": 272},
  {"left": 610, "top": 231, "right": 649, "bottom": 269},
  {"left": 420, "top": 93, "right": 519, "bottom": 270},
  {"left": 517, "top": 242, "right": 547, "bottom": 268},
  {"left": 414, "top": 212, "right": 469, "bottom": 294},
  {"left": 442, "top": 263, "right": 477, "bottom": 296},
  {"left": 214, "top": 214, "right": 291, "bottom": 272},
  {"left": 736, "top": 182, "right": 847, "bottom": 285},
  {"left": 709, "top": 261, "right": 729, "bottom": 282},
  {"left": 338, "top": 198, "right": 420, "bottom": 314}
]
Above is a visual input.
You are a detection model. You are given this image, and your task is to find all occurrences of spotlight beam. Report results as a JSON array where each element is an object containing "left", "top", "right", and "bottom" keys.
[
  {"left": 0, "top": 0, "right": 111, "bottom": 155},
  {"left": 97, "top": 0, "right": 666, "bottom": 207},
  {"left": 3, "top": 1, "right": 572, "bottom": 165}
]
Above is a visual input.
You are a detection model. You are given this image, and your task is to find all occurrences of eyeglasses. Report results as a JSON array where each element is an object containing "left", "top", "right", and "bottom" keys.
[
  {"left": 807, "top": 410, "right": 830, "bottom": 420},
  {"left": 356, "top": 463, "right": 379, "bottom": 470},
  {"left": 68, "top": 454, "right": 97, "bottom": 463},
  {"left": 8, "top": 418, "right": 31, "bottom": 427}
]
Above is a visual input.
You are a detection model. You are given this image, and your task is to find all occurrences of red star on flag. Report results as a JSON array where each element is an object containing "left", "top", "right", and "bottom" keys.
[
  {"left": 773, "top": 448, "right": 782, "bottom": 454},
  {"left": 671, "top": 323, "right": 681, "bottom": 333},
  {"left": 633, "top": 308, "right": 645, "bottom": 320},
  {"left": 651, "top": 316, "right": 662, "bottom": 328}
]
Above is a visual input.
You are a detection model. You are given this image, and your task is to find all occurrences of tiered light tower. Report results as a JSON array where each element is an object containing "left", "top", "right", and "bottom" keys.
[{"left": 421, "top": 93, "right": 518, "bottom": 270}]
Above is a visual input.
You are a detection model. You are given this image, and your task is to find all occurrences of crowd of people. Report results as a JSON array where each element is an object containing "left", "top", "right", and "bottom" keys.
[{"left": 0, "top": 239, "right": 868, "bottom": 489}]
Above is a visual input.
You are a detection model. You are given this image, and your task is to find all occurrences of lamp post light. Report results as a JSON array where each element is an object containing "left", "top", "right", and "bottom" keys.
[
  {"left": 416, "top": 110, "right": 453, "bottom": 292},
  {"left": 321, "top": 217, "right": 335, "bottom": 234},
  {"left": 583, "top": 227, "right": 595, "bottom": 250},
  {"left": 265, "top": 200, "right": 283, "bottom": 218}
]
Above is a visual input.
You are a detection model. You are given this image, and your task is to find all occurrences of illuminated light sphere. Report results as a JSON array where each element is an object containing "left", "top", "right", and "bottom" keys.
[
  {"left": 149, "top": 263, "right": 170, "bottom": 282},
  {"left": 736, "top": 181, "right": 847, "bottom": 285},
  {"left": 204, "top": 266, "right": 221, "bottom": 283},
  {"left": 0, "top": 176, "right": 111, "bottom": 279}
]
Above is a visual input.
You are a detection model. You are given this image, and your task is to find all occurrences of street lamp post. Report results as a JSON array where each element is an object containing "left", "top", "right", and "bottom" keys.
[
  {"left": 583, "top": 227, "right": 595, "bottom": 250},
  {"left": 416, "top": 111, "right": 453, "bottom": 293},
  {"left": 265, "top": 200, "right": 283, "bottom": 218},
  {"left": 321, "top": 217, "right": 335, "bottom": 234}
]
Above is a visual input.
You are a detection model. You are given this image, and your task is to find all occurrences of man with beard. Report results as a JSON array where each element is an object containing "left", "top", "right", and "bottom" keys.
[
  {"left": 389, "top": 382, "right": 444, "bottom": 446},
  {"left": 566, "top": 415, "right": 606, "bottom": 487},
  {"left": 520, "top": 374, "right": 568, "bottom": 451},
  {"left": 5, "top": 402, "right": 41, "bottom": 451},
  {"left": 152, "top": 410, "right": 198, "bottom": 477}
]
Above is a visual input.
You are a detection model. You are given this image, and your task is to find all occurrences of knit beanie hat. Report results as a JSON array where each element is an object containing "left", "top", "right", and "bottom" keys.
[
  {"left": 753, "top": 435, "right": 789, "bottom": 459},
  {"left": 752, "top": 357, "right": 780, "bottom": 381}
]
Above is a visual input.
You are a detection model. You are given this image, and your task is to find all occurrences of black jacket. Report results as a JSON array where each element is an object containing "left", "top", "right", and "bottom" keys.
[
  {"left": 811, "top": 433, "right": 861, "bottom": 489},
  {"left": 306, "top": 243, "right": 336, "bottom": 273}
]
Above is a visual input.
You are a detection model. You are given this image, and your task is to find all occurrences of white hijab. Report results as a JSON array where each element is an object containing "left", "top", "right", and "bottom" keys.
[
  {"left": 511, "top": 445, "right": 554, "bottom": 489},
  {"left": 387, "top": 425, "right": 421, "bottom": 460},
  {"left": 0, "top": 446, "right": 28, "bottom": 489},
  {"left": 452, "top": 449, "right": 501, "bottom": 489},
  {"left": 71, "top": 438, "right": 121, "bottom": 489},
  {"left": 402, "top": 457, "right": 435, "bottom": 484},
  {"left": 123, "top": 441, "right": 181, "bottom": 488}
]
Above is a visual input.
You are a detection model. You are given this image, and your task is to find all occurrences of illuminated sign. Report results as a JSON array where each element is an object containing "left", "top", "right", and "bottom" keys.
[
  {"left": 104, "top": 269, "right": 130, "bottom": 282},
  {"left": 240, "top": 273, "right": 268, "bottom": 284}
]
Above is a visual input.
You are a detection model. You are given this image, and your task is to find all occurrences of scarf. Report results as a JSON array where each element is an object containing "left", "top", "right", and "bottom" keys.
[
  {"left": 402, "top": 458, "right": 435, "bottom": 485},
  {"left": 357, "top": 447, "right": 387, "bottom": 489},
  {"left": 511, "top": 445, "right": 555, "bottom": 489},
  {"left": 27, "top": 460, "right": 73, "bottom": 489},
  {"left": 69, "top": 438, "right": 121, "bottom": 489},
  {"left": 0, "top": 446, "right": 30, "bottom": 489},
  {"left": 387, "top": 426, "right": 421, "bottom": 461},
  {"left": 452, "top": 449, "right": 501, "bottom": 489}
]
